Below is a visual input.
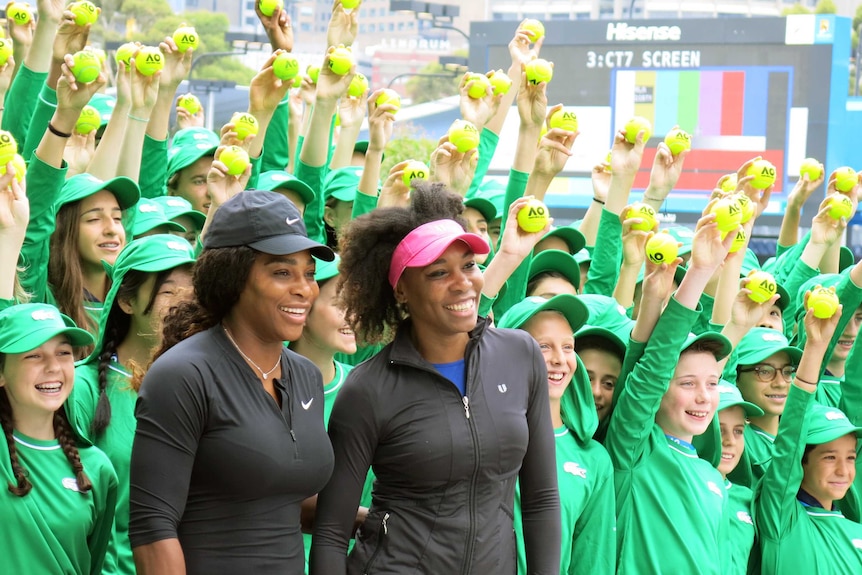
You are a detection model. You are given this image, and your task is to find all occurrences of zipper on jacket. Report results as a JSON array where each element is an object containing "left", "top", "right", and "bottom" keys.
[
  {"left": 362, "top": 512, "right": 389, "bottom": 574},
  {"left": 462, "top": 396, "right": 470, "bottom": 419},
  {"left": 459, "top": 399, "right": 480, "bottom": 575}
]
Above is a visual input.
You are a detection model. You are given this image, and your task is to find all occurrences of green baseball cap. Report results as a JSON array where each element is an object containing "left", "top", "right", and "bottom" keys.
[
  {"left": 56, "top": 173, "right": 140, "bottom": 212},
  {"left": 576, "top": 294, "right": 634, "bottom": 342},
  {"left": 496, "top": 294, "right": 589, "bottom": 333},
  {"left": 323, "top": 166, "right": 362, "bottom": 202},
  {"left": 88, "top": 93, "right": 115, "bottom": 125},
  {"left": 840, "top": 246, "right": 854, "bottom": 273},
  {"left": 131, "top": 198, "right": 186, "bottom": 237},
  {"left": 151, "top": 196, "right": 206, "bottom": 231},
  {"left": 804, "top": 404, "right": 862, "bottom": 445},
  {"left": 464, "top": 196, "right": 497, "bottom": 224},
  {"left": 680, "top": 331, "right": 733, "bottom": 360},
  {"left": 573, "top": 247, "right": 592, "bottom": 265},
  {"left": 539, "top": 226, "right": 586, "bottom": 255},
  {"left": 256, "top": 171, "right": 316, "bottom": 207},
  {"left": 166, "top": 128, "right": 220, "bottom": 181},
  {"left": 529, "top": 249, "right": 582, "bottom": 291},
  {"left": 736, "top": 327, "right": 802, "bottom": 366},
  {"left": 574, "top": 324, "right": 627, "bottom": 360},
  {"left": 314, "top": 254, "right": 341, "bottom": 283},
  {"left": 717, "top": 381, "right": 764, "bottom": 417},
  {"left": 352, "top": 140, "right": 384, "bottom": 161},
  {"left": 0, "top": 303, "right": 93, "bottom": 353}
]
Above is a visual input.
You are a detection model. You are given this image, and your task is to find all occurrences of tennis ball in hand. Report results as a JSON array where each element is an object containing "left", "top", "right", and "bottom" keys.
[
  {"left": 732, "top": 192, "right": 755, "bottom": 224},
  {"left": 645, "top": 231, "right": 678, "bottom": 265},
  {"left": 70, "top": 1, "right": 99, "bottom": 26},
  {"left": 488, "top": 70, "right": 512, "bottom": 96},
  {"left": 115, "top": 42, "right": 138, "bottom": 67},
  {"left": 833, "top": 166, "right": 857, "bottom": 193},
  {"left": 327, "top": 46, "right": 353, "bottom": 75},
  {"left": 517, "top": 199, "right": 550, "bottom": 233},
  {"left": 75, "top": 105, "right": 101, "bottom": 135},
  {"left": 71, "top": 50, "right": 101, "bottom": 84},
  {"left": 799, "top": 158, "right": 823, "bottom": 182},
  {"left": 347, "top": 72, "right": 368, "bottom": 97},
  {"left": 806, "top": 286, "right": 840, "bottom": 319},
  {"left": 230, "top": 112, "right": 259, "bottom": 141},
  {"left": 728, "top": 228, "right": 746, "bottom": 253},
  {"left": 719, "top": 173, "right": 737, "bottom": 194},
  {"left": 173, "top": 26, "right": 199, "bottom": 53},
  {"left": 341, "top": 0, "right": 361, "bottom": 9},
  {"left": 0, "top": 39, "right": 12, "bottom": 67},
  {"left": 135, "top": 47, "right": 164, "bottom": 76},
  {"left": 525, "top": 59, "right": 553, "bottom": 85},
  {"left": 746, "top": 270, "right": 777, "bottom": 303},
  {"left": 0, "top": 153, "right": 25, "bottom": 183},
  {"left": 710, "top": 196, "right": 743, "bottom": 233},
  {"left": 447, "top": 119, "right": 480, "bottom": 153},
  {"left": 0, "top": 130, "right": 18, "bottom": 166},
  {"left": 519, "top": 19, "right": 545, "bottom": 42},
  {"left": 664, "top": 127, "right": 691, "bottom": 155},
  {"left": 219, "top": 146, "right": 250, "bottom": 176},
  {"left": 306, "top": 65, "right": 320, "bottom": 84},
  {"left": 624, "top": 116, "right": 651, "bottom": 144},
  {"left": 177, "top": 93, "right": 201, "bottom": 116},
  {"left": 6, "top": 3, "right": 32, "bottom": 25},
  {"left": 402, "top": 160, "right": 428, "bottom": 187},
  {"left": 272, "top": 52, "right": 300, "bottom": 81},
  {"left": 548, "top": 108, "right": 578, "bottom": 132},
  {"left": 746, "top": 159, "right": 776, "bottom": 190},
  {"left": 826, "top": 192, "right": 853, "bottom": 220},
  {"left": 375, "top": 89, "right": 401, "bottom": 113},
  {"left": 465, "top": 73, "right": 491, "bottom": 99},
  {"left": 259, "top": 0, "right": 283, "bottom": 16},
  {"left": 625, "top": 202, "right": 657, "bottom": 232}
]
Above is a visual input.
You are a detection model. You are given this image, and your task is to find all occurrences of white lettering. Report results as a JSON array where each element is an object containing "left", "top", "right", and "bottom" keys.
[
  {"left": 607, "top": 23, "right": 681, "bottom": 42},
  {"left": 641, "top": 50, "right": 701, "bottom": 68}
]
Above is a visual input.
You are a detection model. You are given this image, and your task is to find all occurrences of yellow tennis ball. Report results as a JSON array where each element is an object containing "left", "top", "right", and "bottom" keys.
[
  {"left": 664, "top": 127, "right": 691, "bottom": 155},
  {"left": 306, "top": 65, "right": 320, "bottom": 84},
  {"left": 6, "top": 3, "right": 31, "bottom": 25},
  {"left": 719, "top": 173, "right": 737, "bottom": 194},
  {"left": 402, "top": 160, "right": 428, "bottom": 187},
  {"left": 519, "top": 19, "right": 545, "bottom": 42},
  {"left": 71, "top": 50, "right": 101, "bottom": 84},
  {"left": 746, "top": 159, "right": 776, "bottom": 190},
  {"left": 259, "top": 0, "right": 283, "bottom": 16},
  {"left": 341, "top": 0, "right": 360, "bottom": 8},
  {"left": 115, "top": 42, "right": 138, "bottom": 67},
  {"left": 826, "top": 192, "right": 853, "bottom": 220},
  {"left": 75, "top": 105, "right": 101, "bottom": 135},
  {"left": 291, "top": 74, "right": 302, "bottom": 88},
  {"left": 348, "top": 72, "right": 368, "bottom": 97},
  {"left": 710, "top": 196, "right": 743, "bottom": 233},
  {"left": 525, "top": 59, "right": 553, "bottom": 85},
  {"left": 834, "top": 166, "right": 857, "bottom": 193},
  {"left": 272, "top": 51, "right": 299, "bottom": 81},
  {"left": 69, "top": 1, "right": 99, "bottom": 26},
  {"left": 219, "top": 146, "right": 250, "bottom": 176},
  {"left": 465, "top": 73, "right": 491, "bottom": 99},
  {"left": 625, "top": 202, "right": 657, "bottom": 232},
  {"left": 327, "top": 46, "right": 353, "bottom": 75},
  {"left": 177, "top": 93, "right": 201, "bottom": 115},
  {"left": 0, "top": 130, "right": 18, "bottom": 166},
  {"left": 732, "top": 192, "right": 755, "bottom": 224},
  {"left": 604, "top": 150, "right": 612, "bottom": 173},
  {"left": 799, "top": 157, "right": 823, "bottom": 182},
  {"left": 488, "top": 70, "right": 512, "bottom": 96},
  {"left": 135, "top": 47, "right": 164, "bottom": 76},
  {"left": 230, "top": 112, "right": 259, "bottom": 141},
  {"left": 624, "top": 116, "right": 652, "bottom": 144},
  {"left": 447, "top": 119, "right": 480, "bottom": 153},
  {"left": 375, "top": 89, "right": 401, "bottom": 113},
  {"left": 728, "top": 227, "right": 746, "bottom": 253},
  {"left": 0, "top": 38, "right": 13, "bottom": 67},
  {"left": 548, "top": 107, "right": 578, "bottom": 132},
  {"left": 0, "top": 153, "right": 25, "bottom": 184},
  {"left": 517, "top": 199, "right": 549, "bottom": 233},
  {"left": 746, "top": 270, "right": 777, "bottom": 303},
  {"left": 806, "top": 286, "right": 840, "bottom": 319},
  {"left": 645, "top": 231, "right": 678, "bottom": 265},
  {"left": 173, "top": 26, "right": 199, "bottom": 53}
]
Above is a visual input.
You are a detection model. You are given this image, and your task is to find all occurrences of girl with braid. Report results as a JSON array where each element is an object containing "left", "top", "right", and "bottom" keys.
[
  {"left": 0, "top": 303, "right": 118, "bottom": 574},
  {"left": 70, "top": 234, "right": 196, "bottom": 575}
]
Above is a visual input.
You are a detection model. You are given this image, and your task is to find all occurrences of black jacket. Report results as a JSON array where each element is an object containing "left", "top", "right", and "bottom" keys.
[{"left": 310, "top": 317, "right": 561, "bottom": 574}]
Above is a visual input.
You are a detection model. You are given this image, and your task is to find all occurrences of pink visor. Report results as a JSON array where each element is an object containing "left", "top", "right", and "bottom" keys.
[{"left": 389, "top": 219, "right": 490, "bottom": 288}]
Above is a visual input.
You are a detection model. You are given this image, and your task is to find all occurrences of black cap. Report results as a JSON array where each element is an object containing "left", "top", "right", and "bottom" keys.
[{"left": 203, "top": 190, "right": 335, "bottom": 261}]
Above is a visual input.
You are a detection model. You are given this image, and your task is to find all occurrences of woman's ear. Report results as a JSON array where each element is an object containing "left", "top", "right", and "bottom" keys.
[
  {"left": 117, "top": 295, "right": 135, "bottom": 316},
  {"left": 393, "top": 280, "right": 407, "bottom": 305}
]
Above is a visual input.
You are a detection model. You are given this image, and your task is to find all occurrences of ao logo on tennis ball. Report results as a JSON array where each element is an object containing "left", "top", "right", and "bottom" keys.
[{"left": 517, "top": 201, "right": 549, "bottom": 233}]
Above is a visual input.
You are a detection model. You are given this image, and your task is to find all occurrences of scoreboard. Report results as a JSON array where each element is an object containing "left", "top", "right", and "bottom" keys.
[{"left": 468, "top": 15, "right": 855, "bottom": 226}]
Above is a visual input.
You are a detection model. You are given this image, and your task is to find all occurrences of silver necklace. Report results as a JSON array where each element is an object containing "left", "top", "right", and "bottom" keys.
[{"left": 223, "top": 325, "right": 281, "bottom": 380}]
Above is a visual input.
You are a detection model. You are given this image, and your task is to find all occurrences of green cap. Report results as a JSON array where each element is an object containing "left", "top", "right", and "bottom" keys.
[
  {"left": 473, "top": 183, "right": 505, "bottom": 219},
  {"left": 323, "top": 166, "right": 362, "bottom": 202},
  {"left": 88, "top": 93, "right": 115, "bottom": 125},
  {"left": 576, "top": 294, "right": 634, "bottom": 343},
  {"left": 166, "top": 128, "right": 219, "bottom": 181},
  {"left": 314, "top": 254, "right": 341, "bottom": 282},
  {"left": 529, "top": 249, "right": 582, "bottom": 290},
  {"left": 496, "top": 294, "right": 589, "bottom": 333},
  {"left": 736, "top": 327, "right": 802, "bottom": 366},
  {"left": 804, "top": 404, "right": 862, "bottom": 445},
  {"left": 717, "top": 381, "right": 764, "bottom": 417},
  {"left": 256, "top": 171, "right": 316, "bottom": 207},
  {"left": 353, "top": 140, "right": 384, "bottom": 160},
  {"left": 539, "top": 226, "right": 586, "bottom": 255},
  {"left": 575, "top": 324, "right": 627, "bottom": 360},
  {"left": 463, "top": 196, "right": 496, "bottom": 224},
  {"left": 56, "top": 173, "right": 140, "bottom": 212},
  {"left": 680, "top": 331, "right": 733, "bottom": 360},
  {"left": 840, "top": 246, "right": 854, "bottom": 273},
  {"left": 131, "top": 198, "right": 186, "bottom": 237},
  {"left": 573, "top": 247, "right": 592, "bottom": 265},
  {"left": 0, "top": 303, "right": 93, "bottom": 353},
  {"left": 151, "top": 196, "right": 206, "bottom": 231}
]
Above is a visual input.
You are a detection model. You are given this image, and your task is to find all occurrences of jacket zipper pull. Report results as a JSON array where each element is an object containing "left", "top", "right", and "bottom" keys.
[
  {"left": 462, "top": 396, "right": 470, "bottom": 419},
  {"left": 382, "top": 512, "right": 389, "bottom": 535}
]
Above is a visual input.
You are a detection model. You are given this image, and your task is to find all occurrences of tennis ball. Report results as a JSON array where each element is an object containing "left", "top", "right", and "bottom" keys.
[
  {"left": 488, "top": 70, "right": 512, "bottom": 96},
  {"left": 69, "top": 1, "right": 98, "bottom": 26},
  {"left": 134, "top": 47, "right": 164, "bottom": 76},
  {"left": 0, "top": 130, "right": 18, "bottom": 166},
  {"left": 645, "top": 231, "right": 678, "bottom": 265},
  {"left": 272, "top": 52, "right": 299, "bottom": 81},
  {"left": 664, "top": 127, "right": 691, "bottom": 155},
  {"left": 75, "top": 105, "right": 101, "bottom": 135},
  {"left": 259, "top": 0, "right": 283, "bottom": 17},
  {"left": 625, "top": 202, "right": 657, "bottom": 232},
  {"left": 173, "top": 26, "right": 199, "bottom": 53},
  {"left": 219, "top": 146, "right": 250, "bottom": 176},
  {"left": 347, "top": 72, "right": 368, "bottom": 97},
  {"left": 728, "top": 228, "right": 746, "bottom": 253},
  {"left": 604, "top": 150, "right": 612, "bottom": 173},
  {"left": 806, "top": 286, "right": 840, "bottom": 319},
  {"left": 230, "top": 112, "right": 259, "bottom": 141},
  {"left": 341, "top": 0, "right": 360, "bottom": 8},
  {"left": 799, "top": 158, "right": 822, "bottom": 182},
  {"left": 624, "top": 116, "right": 651, "bottom": 144},
  {"left": 525, "top": 59, "right": 553, "bottom": 85},
  {"left": 548, "top": 108, "right": 578, "bottom": 132},
  {"left": 710, "top": 196, "right": 743, "bottom": 233},
  {"left": 375, "top": 89, "right": 401, "bottom": 113},
  {"left": 291, "top": 74, "right": 302, "bottom": 88},
  {"left": 0, "top": 153, "right": 25, "bottom": 184},
  {"left": 826, "top": 192, "right": 853, "bottom": 220},
  {"left": 719, "top": 173, "right": 737, "bottom": 194},
  {"left": 732, "top": 192, "right": 755, "bottom": 224},
  {"left": 402, "top": 160, "right": 428, "bottom": 187},
  {"left": 834, "top": 166, "right": 857, "bottom": 193},
  {"left": 70, "top": 50, "right": 101, "bottom": 84},
  {"left": 177, "top": 93, "right": 201, "bottom": 115},
  {"left": 746, "top": 159, "right": 776, "bottom": 190},
  {"left": 115, "top": 42, "right": 138, "bottom": 67},
  {"left": 6, "top": 3, "right": 31, "bottom": 25},
  {"left": 327, "top": 46, "right": 353, "bottom": 75},
  {"left": 519, "top": 19, "right": 545, "bottom": 42},
  {"left": 306, "top": 65, "right": 320, "bottom": 84},
  {"left": 517, "top": 199, "right": 549, "bottom": 233},
  {"left": 466, "top": 73, "right": 491, "bottom": 99},
  {"left": 746, "top": 270, "right": 777, "bottom": 304},
  {"left": 447, "top": 119, "right": 480, "bottom": 153},
  {"left": 0, "top": 39, "right": 12, "bottom": 67}
]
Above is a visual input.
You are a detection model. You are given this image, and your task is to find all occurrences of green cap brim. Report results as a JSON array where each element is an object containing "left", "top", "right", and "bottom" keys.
[
  {"left": 496, "top": 294, "right": 589, "bottom": 333},
  {"left": 56, "top": 174, "right": 141, "bottom": 211},
  {"left": 529, "top": 249, "right": 582, "bottom": 290},
  {"left": 540, "top": 226, "right": 586, "bottom": 255}
]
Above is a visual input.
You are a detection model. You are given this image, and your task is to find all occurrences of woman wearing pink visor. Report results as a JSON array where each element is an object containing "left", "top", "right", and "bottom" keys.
[{"left": 310, "top": 183, "right": 561, "bottom": 574}]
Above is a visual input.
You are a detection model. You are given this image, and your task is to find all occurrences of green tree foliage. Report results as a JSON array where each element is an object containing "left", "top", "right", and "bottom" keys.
[
  {"left": 814, "top": 0, "right": 837, "bottom": 14},
  {"left": 381, "top": 124, "right": 438, "bottom": 177},
  {"left": 781, "top": 4, "right": 812, "bottom": 15},
  {"left": 405, "top": 62, "right": 461, "bottom": 104}
]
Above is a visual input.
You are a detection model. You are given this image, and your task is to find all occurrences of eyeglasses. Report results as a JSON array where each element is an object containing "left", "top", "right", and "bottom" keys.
[{"left": 738, "top": 364, "right": 796, "bottom": 383}]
